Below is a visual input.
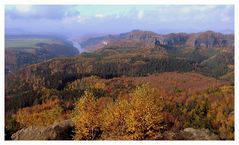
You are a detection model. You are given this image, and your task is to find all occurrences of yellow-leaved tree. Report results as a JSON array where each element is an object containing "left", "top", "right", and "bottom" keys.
[
  {"left": 125, "top": 84, "right": 164, "bottom": 139},
  {"left": 208, "top": 95, "right": 234, "bottom": 140},
  {"left": 16, "top": 99, "right": 63, "bottom": 127},
  {"left": 100, "top": 98, "right": 130, "bottom": 139},
  {"left": 73, "top": 84, "right": 165, "bottom": 140},
  {"left": 73, "top": 91, "right": 100, "bottom": 140}
]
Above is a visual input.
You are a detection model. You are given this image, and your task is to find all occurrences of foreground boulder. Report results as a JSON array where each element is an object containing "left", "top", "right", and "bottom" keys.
[
  {"left": 152, "top": 128, "right": 219, "bottom": 140},
  {"left": 12, "top": 123, "right": 220, "bottom": 140},
  {"left": 11, "top": 120, "right": 74, "bottom": 140},
  {"left": 178, "top": 128, "right": 220, "bottom": 140}
]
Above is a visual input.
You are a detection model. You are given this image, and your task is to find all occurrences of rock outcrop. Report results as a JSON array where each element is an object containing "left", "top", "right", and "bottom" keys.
[
  {"left": 178, "top": 128, "right": 220, "bottom": 140},
  {"left": 80, "top": 30, "right": 234, "bottom": 51},
  {"left": 152, "top": 128, "right": 219, "bottom": 140},
  {"left": 11, "top": 120, "right": 74, "bottom": 140},
  {"left": 11, "top": 123, "right": 220, "bottom": 140}
]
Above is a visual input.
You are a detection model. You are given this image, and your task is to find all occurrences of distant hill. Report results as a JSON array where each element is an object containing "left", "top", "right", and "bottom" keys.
[
  {"left": 5, "top": 29, "right": 234, "bottom": 113},
  {"left": 80, "top": 30, "right": 234, "bottom": 52},
  {"left": 5, "top": 35, "right": 79, "bottom": 73},
  {"left": 79, "top": 30, "right": 234, "bottom": 79}
]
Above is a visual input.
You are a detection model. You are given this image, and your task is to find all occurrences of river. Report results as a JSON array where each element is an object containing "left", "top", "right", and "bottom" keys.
[{"left": 67, "top": 38, "right": 86, "bottom": 54}]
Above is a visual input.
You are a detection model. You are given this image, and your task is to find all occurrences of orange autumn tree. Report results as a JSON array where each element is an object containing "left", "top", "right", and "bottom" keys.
[
  {"left": 16, "top": 99, "right": 63, "bottom": 127},
  {"left": 73, "top": 91, "right": 100, "bottom": 140},
  {"left": 206, "top": 85, "right": 234, "bottom": 140},
  {"left": 100, "top": 84, "right": 164, "bottom": 140},
  {"left": 208, "top": 95, "right": 234, "bottom": 139},
  {"left": 100, "top": 98, "right": 130, "bottom": 139},
  {"left": 73, "top": 84, "right": 165, "bottom": 140},
  {"left": 125, "top": 84, "right": 164, "bottom": 139}
]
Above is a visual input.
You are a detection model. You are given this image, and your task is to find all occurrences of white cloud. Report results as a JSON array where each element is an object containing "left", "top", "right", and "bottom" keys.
[
  {"left": 115, "top": 14, "right": 120, "bottom": 19},
  {"left": 180, "top": 7, "right": 192, "bottom": 13},
  {"left": 137, "top": 10, "right": 144, "bottom": 19},
  {"left": 5, "top": 5, "right": 234, "bottom": 35},
  {"left": 95, "top": 14, "right": 105, "bottom": 18},
  {"left": 192, "top": 5, "right": 217, "bottom": 12},
  {"left": 15, "top": 5, "right": 32, "bottom": 13},
  {"left": 221, "top": 16, "right": 231, "bottom": 22},
  {"left": 62, "top": 15, "right": 87, "bottom": 24}
]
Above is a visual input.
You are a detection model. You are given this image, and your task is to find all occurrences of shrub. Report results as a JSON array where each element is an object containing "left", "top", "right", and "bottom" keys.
[
  {"left": 16, "top": 99, "right": 63, "bottom": 127},
  {"left": 208, "top": 95, "right": 234, "bottom": 139}
]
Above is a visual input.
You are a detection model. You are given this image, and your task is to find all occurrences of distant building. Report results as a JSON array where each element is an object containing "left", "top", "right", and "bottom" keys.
[{"left": 102, "top": 41, "right": 108, "bottom": 45}]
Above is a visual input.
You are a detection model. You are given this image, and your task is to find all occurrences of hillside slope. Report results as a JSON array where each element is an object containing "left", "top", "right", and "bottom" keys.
[
  {"left": 5, "top": 35, "right": 79, "bottom": 73},
  {"left": 79, "top": 30, "right": 234, "bottom": 79},
  {"left": 5, "top": 30, "right": 234, "bottom": 140}
]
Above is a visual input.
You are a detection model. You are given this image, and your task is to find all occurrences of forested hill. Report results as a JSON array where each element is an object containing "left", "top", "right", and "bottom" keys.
[
  {"left": 6, "top": 31, "right": 234, "bottom": 89},
  {"left": 5, "top": 35, "right": 79, "bottom": 73},
  {"left": 79, "top": 30, "right": 234, "bottom": 81},
  {"left": 5, "top": 30, "right": 234, "bottom": 140},
  {"left": 80, "top": 30, "right": 234, "bottom": 52},
  {"left": 6, "top": 34, "right": 234, "bottom": 111}
]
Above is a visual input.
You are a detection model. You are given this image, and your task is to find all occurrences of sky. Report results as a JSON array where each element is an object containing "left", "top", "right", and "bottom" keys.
[{"left": 5, "top": 5, "right": 234, "bottom": 36}]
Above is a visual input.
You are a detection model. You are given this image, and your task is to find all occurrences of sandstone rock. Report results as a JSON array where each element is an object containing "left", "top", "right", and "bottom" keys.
[
  {"left": 11, "top": 120, "right": 74, "bottom": 140},
  {"left": 81, "top": 30, "right": 234, "bottom": 52},
  {"left": 162, "top": 131, "right": 177, "bottom": 140},
  {"left": 178, "top": 128, "right": 220, "bottom": 140}
]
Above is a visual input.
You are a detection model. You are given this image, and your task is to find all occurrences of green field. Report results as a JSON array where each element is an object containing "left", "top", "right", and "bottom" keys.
[
  {"left": 5, "top": 37, "right": 62, "bottom": 49},
  {"left": 5, "top": 36, "right": 79, "bottom": 72}
]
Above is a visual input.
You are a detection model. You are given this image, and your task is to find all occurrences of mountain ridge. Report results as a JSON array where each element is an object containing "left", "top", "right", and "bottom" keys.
[{"left": 79, "top": 30, "right": 234, "bottom": 52}]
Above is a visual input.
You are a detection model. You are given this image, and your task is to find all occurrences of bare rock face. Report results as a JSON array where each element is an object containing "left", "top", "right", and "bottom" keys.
[
  {"left": 80, "top": 30, "right": 234, "bottom": 51},
  {"left": 151, "top": 128, "right": 219, "bottom": 140},
  {"left": 11, "top": 120, "right": 74, "bottom": 140},
  {"left": 178, "top": 128, "right": 220, "bottom": 140}
]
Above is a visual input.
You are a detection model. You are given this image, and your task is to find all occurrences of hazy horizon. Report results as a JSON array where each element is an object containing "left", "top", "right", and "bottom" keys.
[{"left": 5, "top": 5, "right": 234, "bottom": 37}]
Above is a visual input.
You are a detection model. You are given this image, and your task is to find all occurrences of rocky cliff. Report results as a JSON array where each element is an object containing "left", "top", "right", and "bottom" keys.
[
  {"left": 11, "top": 120, "right": 74, "bottom": 140},
  {"left": 80, "top": 30, "right": 234, "bottom": 51}
]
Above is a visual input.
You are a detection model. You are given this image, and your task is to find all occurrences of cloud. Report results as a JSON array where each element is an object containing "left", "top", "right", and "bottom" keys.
[
  {"left": 114, "top": 14, "right": 120, "bottom": 19},
  {"left": 15, "top": 5, "right": 32, "bottom": 13},
  {"left": 95, "top": 14, "right": 105, "bottom": 18},
  {"left": 221, "top": 16, "right": 231, "bottom": 22},
  {"left": 5, "top": 5, "right": 234, "bottom": 35},
  {"left": 137, "top": 10, "right": 144, "bottom": 19},
  {"left": 62, "top": 15, "right": 86, "bottom": 24},
  {"left": 5, "top": 5, "right": 80, "bottom": 19}
]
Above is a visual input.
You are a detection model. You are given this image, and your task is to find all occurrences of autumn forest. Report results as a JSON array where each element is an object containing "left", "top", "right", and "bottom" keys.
[{"left": 4, "top": 5, "right": 234, "bottom": 141}]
